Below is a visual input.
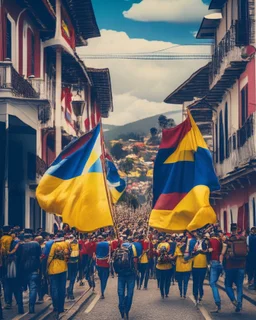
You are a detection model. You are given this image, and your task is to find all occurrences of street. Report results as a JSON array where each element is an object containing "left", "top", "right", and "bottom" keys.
[{"left": 73, "top": 277, "right": 256, "bottom": 320}]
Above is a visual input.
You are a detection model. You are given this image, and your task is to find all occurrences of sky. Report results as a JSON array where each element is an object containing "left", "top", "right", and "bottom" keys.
[{"left": 77, "top": 0, "right": 213, "bottom": 125}]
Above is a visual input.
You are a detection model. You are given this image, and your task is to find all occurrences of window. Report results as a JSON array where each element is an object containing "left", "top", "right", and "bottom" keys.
[
  {"left": 230, "top": 209, "right": 234, "bottom": 224},
  {"left": 219, "top": 111, "right": 224, "bottom": 163},
  {"left": 6, "top": 18, "right": 12, "bottom": 60},
  {"left": 223, "top": 211, "right": 228, "bottom": 233},
  {"left": 241, "top": 85, "right": 248, "bottom": 126},
  {"left": 215, "top": 122, "right": 219, "bottom": 163},
  {"left": 253, "top": 198, "right": 256, "bottom": 227},
  {"left": 27, "top": 28, "right": 35, "bottom": 77},
  {"left": 225, "top": 103, "right": 229, "bottom": 158}
]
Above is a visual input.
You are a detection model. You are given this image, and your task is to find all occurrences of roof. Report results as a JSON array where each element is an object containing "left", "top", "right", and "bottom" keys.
[
  {"left": 197, "top": 13, "right": 222, "bottom": 39},
  {"left": 87, "top": 68, "right": 113, "bottom": 118},
  {"left": 164, "top": 63, "right": 211, "bottom": 104},
  {"left": 209, "top": 0, "right": 228, "bottom": 9},
  {"left": 63, "top": 0, "right": 100, "bottom": 45}
]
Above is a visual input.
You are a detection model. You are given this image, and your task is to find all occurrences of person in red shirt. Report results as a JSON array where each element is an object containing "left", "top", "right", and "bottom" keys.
[
  {"left": 208, "top": 231, "right": 224, "bottom": 313},
  {"left": 96, "top": 234, "right": 111, "bottom": 299},
  {"left": 84, "top": 235, "right": 96, "bottom": 290}
]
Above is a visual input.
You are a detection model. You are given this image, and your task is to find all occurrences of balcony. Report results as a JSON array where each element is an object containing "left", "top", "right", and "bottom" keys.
[
  {"left": 0, "top": 62, "right": 39, "bottom": 99},
  {"left": 215, "top": 112, "right": 256, "bottom": 180},
  {"left": 210, "top": 24, "right": 245, "bottom": 88}
]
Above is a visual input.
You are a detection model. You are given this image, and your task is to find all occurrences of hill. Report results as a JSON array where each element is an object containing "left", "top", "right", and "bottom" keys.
[
  {"left": 104, "top": 110, "right": 181, "bottom": 141},
  {"left": 103, "top": 124, "right": 119, "bottom": 132}
]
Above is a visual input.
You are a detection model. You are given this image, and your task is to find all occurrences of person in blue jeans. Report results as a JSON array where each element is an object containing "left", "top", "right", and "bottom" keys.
[
  {"left": 114, "top": 241, "right": 138, "bottom": 319},
  {"left": 209, "top": 260, "right": 223, "bottom": 311},
  {"left": 222, "top": 224, "right": 247, "bottom": 312},
  {"left": 208, "top": 231, "right": 224, "bottom": 313},
  {"left": 16, "top": 233, "right": 41, "bottom": 314}
]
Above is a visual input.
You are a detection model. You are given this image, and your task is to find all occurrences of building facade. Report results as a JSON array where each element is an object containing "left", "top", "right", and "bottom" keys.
[
  {"left": 0, "top": 0, "right": 113, "bottom": 231},
  {"left": 165, "top": 0, "right": 256, "bottom": 232}
]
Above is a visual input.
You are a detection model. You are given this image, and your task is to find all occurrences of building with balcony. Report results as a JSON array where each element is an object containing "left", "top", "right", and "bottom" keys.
[
  {"left": 164, "top": 0, "right": 256, "bottom": 232},
  {"left": 0, "top": 0, "right": 113, "bottom": 231}
]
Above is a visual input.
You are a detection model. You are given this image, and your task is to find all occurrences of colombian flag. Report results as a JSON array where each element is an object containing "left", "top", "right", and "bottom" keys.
[
  {"left": 105, "top": 153, "right": 126, "bottom": 203},
  {"left": 36, "top": 124, "right": 113, "bottom": 232},
  {"left": 149, "top": 111, "right": 220, "bottom": 232}
]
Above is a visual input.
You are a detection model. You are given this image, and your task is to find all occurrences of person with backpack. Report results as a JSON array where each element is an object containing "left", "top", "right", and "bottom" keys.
[
  {"left": 95, "top": 234, "right": 111, "bottom": 299},
  {"left": 156, "top": 236, "right": 173, "bottom": 299},
  {"left": 247, "top": 226, "right": 256, "bottom": 290},
  {"left": 17, "top": 233, "right": 41, "bottom": 314},
  {"left": 192, "top": 231, "right": 209, "bottom": 306},
  {"left": 47, "top": 231, "right": 70, "bottom": 318},
  {"left": 66, "top": 235, "right": 79, "bottom": 300},
  {"left": 222, "top": 223, "right": 248, "bottom": 312},
  {"left": 173, "top": 235, "right": 192, "bottom": 299},
  {"left": 113, "top": 238, "right": 138, "bottom": 320}
]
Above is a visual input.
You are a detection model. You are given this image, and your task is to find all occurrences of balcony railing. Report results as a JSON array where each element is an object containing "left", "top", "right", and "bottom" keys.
[
  {"left": 216, "top": 112, "right": 256, "bottom": 178},
  {"left": 0, "top": 62, "right": 39, "bottom": 99},
  {"left": 210, "top": 25, "right": 236, "bottom": 85},
  {"left": 210, "top": 19, "right": 250, "bottom": 86}
]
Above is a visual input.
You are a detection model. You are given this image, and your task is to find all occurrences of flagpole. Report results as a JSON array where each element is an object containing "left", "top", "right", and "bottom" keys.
[{"left": 99, "top": 121, "right": 120, "bottom": 240}]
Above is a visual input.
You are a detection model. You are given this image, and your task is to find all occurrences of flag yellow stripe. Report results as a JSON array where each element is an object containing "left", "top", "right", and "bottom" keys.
[{"left": 149, "top": 185, "right": 216, "bottom": 232}]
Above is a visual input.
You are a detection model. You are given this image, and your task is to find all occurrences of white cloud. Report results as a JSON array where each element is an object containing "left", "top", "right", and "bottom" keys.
[
  {"left": 77, "top": 30, "right": 211, "bottom": 125},
  {"left": 103, "top": 93, "right": 182, "bottom": 125},
  {"left": 123, "top": 0, "right": 209, "bottom": 23}
]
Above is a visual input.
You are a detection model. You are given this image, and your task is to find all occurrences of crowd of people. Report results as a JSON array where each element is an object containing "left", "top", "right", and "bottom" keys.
[{"left": 0, "top": 205, "right": 256, "bottom": 320}]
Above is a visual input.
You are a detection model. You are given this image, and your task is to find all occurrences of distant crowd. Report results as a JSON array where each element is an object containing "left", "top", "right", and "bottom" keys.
[{"left": 0, "top": 206, "right": 256, "bottom": 319}]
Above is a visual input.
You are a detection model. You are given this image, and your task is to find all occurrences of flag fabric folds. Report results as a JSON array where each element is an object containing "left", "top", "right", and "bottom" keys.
[
  {"left": 36, "top": 124, "right": 113, "bottom": 232},
  {"left": 105, "top": 153, "right": 126, "bottom": 203},
  {"left": 149, "top": 111, "right": 220, "bottom": 232}
]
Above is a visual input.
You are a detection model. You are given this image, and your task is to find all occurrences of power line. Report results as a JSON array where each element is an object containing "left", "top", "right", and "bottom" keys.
[{"left": 78, "top": 53, "right": 211, "bottom": 60}]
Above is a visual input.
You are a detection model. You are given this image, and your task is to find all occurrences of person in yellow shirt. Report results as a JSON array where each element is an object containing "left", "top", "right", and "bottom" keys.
[
  {"left": 47, "top": 231, "right": 70, "bottom": 317},
  {"left": 173, "top": 236, "right": 192, "bottom": 299},
  {"left": 192, "top": 232, "right": 209, "bottom": 306},
  {"left": 156, "top": 236, "right": 173, "bottom": 299}
]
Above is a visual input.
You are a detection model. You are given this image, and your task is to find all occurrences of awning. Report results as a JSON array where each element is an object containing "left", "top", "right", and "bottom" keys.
[
  {"left": 87, "top": 68, "right": 113, "bottom": 118},
  {"left": 164, "top": 63, "right": 211, "bottom": 104},
  {"left": 209, "top": 0, "right": 228, "bottom": 10},
  {"left": 197, "top": 13, "right": 222, "bottom": 39}
]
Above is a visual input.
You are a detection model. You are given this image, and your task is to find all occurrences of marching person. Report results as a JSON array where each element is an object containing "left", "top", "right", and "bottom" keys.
[
  {"left": 156, "top": 236, "right": 173, "bottom": 299},
  {"left": 174, "top": 235, "right": 192, "bottom": 299},
  {"left": 95, "top": 234, "right": 111, "bottom": 299},
  {"left": 47, "top": 231, "right": 70, "bottom": 318},
  {"left": 222, "top": 223, "right": 247, "bottom": 312},
  {"left": 192, "top": 231, "right": 209, "bottom": 306},
  {"left": 113, "top": 237, "right": 138, "bottom": 320}
]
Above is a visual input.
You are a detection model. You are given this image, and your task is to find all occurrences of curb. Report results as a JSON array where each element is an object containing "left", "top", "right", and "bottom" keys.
[
  {"left": 60, "top": 288, "right": 94, "bottom": 320},
  {"left": 18, "top": 299, "right": 52, "bottom": 320}
]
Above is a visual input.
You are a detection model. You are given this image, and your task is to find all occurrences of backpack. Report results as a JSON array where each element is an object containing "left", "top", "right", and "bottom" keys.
[
  {"left": 113, "top": 245, "right": 134, "bottom": 275},
  {"left": 158, "top": 246, "right": 170, "bottom": 264},
  {"left": 69, "top": 240, "right": 79, "bottom": 263},
  {"left": 227, "top": 237, "right": 247, "bottom": 260}
]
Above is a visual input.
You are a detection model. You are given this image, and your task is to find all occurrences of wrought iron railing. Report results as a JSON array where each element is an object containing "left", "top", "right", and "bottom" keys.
[
  {"left": 210, "top": 24, "right": 236, "bottom": 85},
  {"left": 0, "top": 62, "right": 39, "bottom": 98},
  {"left": 11, "top": 67, "right": 39, "bottom": 98}
]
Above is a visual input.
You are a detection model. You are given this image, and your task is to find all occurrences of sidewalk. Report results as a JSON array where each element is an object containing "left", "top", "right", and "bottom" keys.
[{"left": 0, "top": 280, "right": 92, "bottom": 320}]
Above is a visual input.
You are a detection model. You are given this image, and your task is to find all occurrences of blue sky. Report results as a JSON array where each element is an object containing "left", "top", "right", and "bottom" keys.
[
  {"left": 80, "top": 1, "right": 213, "bottom": 125},
  {"left": 92, "top": 0, "right": 211, "bottom": 44}
]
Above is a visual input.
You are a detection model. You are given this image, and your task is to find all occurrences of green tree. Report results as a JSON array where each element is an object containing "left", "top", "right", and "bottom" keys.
[
  {"left": 120, "top": 158, "right": 134, "bottom": 174},
  {"left": 110, "top": 142, "right": 127, "bottom": 160},
  {"left": 132, "top": 145, "right": 140, "bottom": 155}
]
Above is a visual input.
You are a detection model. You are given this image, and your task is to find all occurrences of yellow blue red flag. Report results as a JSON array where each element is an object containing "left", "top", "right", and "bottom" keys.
[
  {"left": 149, "top": 111, "right": 220, "bottom": 232},
  {"left": 36, "top": 124, "right": 113, "bottom": 232},
  {"left": 105, "top": 153, "right": 126, "bottom": 203}
]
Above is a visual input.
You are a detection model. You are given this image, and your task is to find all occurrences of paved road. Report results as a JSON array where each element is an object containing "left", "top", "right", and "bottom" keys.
[
  {"left": 75, "top": 278, "right": 205, "bottom": 320},
  {"left": 75, "top": 277, "right": 256, "bottom": 320}
]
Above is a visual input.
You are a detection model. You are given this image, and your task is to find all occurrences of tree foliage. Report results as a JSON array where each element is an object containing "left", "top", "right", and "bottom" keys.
[{"left": 110, "top": 142, "right": 127, "bottom": 160}]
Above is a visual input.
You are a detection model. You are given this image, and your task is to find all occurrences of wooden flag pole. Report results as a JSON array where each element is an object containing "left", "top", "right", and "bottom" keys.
[{"left": 99, "top": 121, "right": 120, "bottom": 240}]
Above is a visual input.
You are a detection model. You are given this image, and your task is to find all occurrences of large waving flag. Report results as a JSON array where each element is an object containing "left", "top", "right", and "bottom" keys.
[
  {"left": 105, "top": 153, "right": 126, "bottom": 203},
  {"left": 36, "top": 124, "right": 113, "bottom": 232},
  {"left": 149, "top": 111, "right": 220, "bottom": 232}
]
